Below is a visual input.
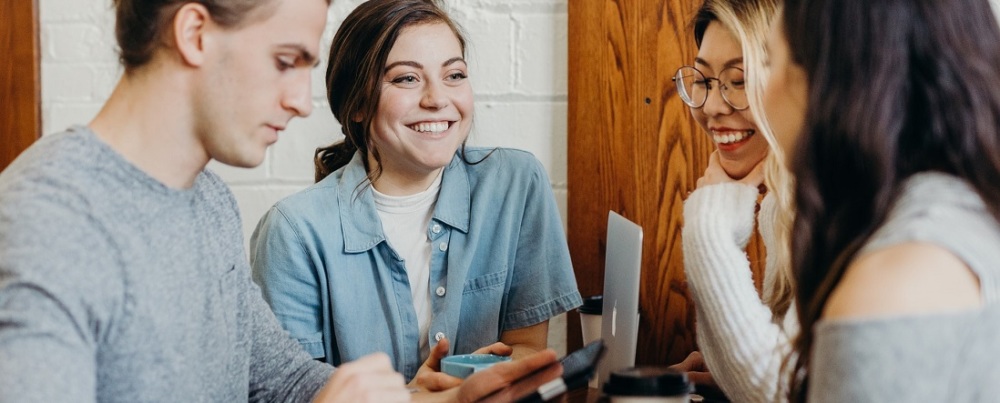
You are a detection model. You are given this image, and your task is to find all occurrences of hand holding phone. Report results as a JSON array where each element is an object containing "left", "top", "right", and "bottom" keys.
[
  {"left": 457, "top": 349, "right": 561, "bottom": 403},
  {"left": 513, "top": 340, "right": 607, "bottom": 403}
]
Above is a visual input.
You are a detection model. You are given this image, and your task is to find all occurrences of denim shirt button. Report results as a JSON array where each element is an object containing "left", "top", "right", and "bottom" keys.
[
  {"left": 432, "top": 224, "right": 442, "bottom": 234},
  {"left": 438, "top": 242, "right": 448, "bottom": 252},
  {"left": 434, "top": 332, "right": 445, "bottom": 342},
  {"left": 436, "top": 286, "right": 446, "bottom": 297}
]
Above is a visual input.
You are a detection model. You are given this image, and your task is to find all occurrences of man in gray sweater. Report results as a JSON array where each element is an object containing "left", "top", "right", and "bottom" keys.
[{"left": 0, "top": 0, "right": 559, "bottom": 402}]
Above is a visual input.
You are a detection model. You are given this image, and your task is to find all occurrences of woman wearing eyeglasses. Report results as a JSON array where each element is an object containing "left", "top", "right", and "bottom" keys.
[{"left": 669, "top": 1, "right": 798, "bottom": 402}]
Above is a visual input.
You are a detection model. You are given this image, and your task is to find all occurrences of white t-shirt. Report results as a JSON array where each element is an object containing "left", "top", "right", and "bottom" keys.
[{"left": 372, "top": 173, "right": 442, "bottom": 361}]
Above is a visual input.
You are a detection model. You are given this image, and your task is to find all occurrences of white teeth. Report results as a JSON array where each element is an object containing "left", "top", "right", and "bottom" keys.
[
  {"left": 712, "top": 130, "right": 754, "bottom": 145},
  {"left": 410, "top": 122, "right": 449, "bottom": 133}
]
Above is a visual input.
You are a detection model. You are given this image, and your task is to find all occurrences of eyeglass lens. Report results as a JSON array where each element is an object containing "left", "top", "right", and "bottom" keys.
[{"left": 673, "top": 66, "right": 748, "bottom": 110}]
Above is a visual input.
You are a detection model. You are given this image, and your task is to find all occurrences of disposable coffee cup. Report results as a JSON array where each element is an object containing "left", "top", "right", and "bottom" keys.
[
  {"left": 578, "top": 295, "right": 603, "bottom": 388},
  {"left": 603, "top": 367, "right": 692, "bottom": 403}
]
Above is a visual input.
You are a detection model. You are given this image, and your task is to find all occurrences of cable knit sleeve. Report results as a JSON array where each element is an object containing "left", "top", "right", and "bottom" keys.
[{"left": 682, "top": 183, "right": 794, "bottom": 403}]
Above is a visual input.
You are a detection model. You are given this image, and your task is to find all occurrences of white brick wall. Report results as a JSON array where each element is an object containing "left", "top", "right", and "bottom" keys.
[{"left": 40, "top": 0, "right": 570, "bottom": 354}]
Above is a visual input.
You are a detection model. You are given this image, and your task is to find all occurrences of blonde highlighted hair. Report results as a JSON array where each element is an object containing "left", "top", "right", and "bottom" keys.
[{"left": 694, "top": 0, "right": 795, "bottom": 320}]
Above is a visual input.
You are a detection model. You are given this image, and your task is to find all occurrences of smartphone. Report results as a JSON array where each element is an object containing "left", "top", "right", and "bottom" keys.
[{"left": 514, "top": 340, "right": 606, "bottom": 403}]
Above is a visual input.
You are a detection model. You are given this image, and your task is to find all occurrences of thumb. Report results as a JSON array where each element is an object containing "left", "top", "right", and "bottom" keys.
[
  {"left": 707, "top": 150, "right": 721, "bottom": 167},
  {"left": 472, "top": 342, "right": 513, "bottom": 357},
  {"left": 426, "top": 338, "right": 451, "bottom": 372}
]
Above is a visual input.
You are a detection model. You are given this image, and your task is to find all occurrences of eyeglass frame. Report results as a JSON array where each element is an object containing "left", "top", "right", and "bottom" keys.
[{"left": 671, "top": 65, "right": 749, "bottom": 111}]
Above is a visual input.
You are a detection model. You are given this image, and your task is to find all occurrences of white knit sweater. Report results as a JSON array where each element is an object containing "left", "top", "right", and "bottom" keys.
[{"left": 682, "top": 183, "right": 798, "bottom": 403}]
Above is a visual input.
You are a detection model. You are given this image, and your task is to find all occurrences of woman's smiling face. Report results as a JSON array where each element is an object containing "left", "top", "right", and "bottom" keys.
[
  {"left": 690, "top": 21, "right": 769, "bottom": 179},
  {"left": 368, "top": 22, "right": 474, "bottom": 190}
]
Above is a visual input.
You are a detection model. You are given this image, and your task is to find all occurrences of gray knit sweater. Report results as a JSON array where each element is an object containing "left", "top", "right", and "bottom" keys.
[
  {"left": 809, "top": 172, "right": 1000, "bottom": 402},
  {"left": 0, "top": 126, "right": 333, "bottom": 402}
]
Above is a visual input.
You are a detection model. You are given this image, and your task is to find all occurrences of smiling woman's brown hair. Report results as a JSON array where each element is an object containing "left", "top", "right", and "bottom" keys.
[
  {"left": 315, "top": 0, "right": 467, "bottom": 184},
  {"left": 781, "top": 0, "right": 1000, "bottom": 400}
]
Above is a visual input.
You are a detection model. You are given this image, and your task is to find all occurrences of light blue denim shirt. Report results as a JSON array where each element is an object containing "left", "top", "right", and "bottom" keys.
[{"left": 249, "top": 147, "right": 582, "bottom": 380}]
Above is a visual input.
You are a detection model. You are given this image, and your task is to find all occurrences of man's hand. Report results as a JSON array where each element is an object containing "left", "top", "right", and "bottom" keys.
[{"left": 312, "top": 353, "right": 409, "bottom": 403}]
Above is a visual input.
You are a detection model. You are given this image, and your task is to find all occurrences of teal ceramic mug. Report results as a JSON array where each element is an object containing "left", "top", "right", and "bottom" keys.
[{"left": 440, "top": 354, "right": 512, "bottom": 379}]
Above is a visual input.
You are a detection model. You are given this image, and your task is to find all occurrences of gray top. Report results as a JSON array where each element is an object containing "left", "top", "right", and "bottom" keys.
[
  {"left": 810, "top": 172, "right": 1000, "bottom": 402},
  {"left": 0, "top": 126, "right": 332, "bottom": 402}
]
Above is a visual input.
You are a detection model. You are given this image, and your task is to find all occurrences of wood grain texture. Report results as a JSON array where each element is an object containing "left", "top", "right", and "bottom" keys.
[
  {"left": 0, "top": 0, "right": 41, "bottom": 172},
  {"left": 568, "top": 0, "right": 766, "bottom": 366}
]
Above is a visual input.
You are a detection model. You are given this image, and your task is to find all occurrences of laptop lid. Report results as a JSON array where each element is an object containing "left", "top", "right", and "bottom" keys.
[{"left": 597, "top": 211, "right": 643, "bottom": 386}]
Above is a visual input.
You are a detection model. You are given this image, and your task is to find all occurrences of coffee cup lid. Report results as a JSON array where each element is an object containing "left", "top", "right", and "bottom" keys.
[
  {"left": 603, "top": 367, "right": 692, "bottom": 397},
  {"left": 579, "top": 295, "right": 603, "bottom": 315}
]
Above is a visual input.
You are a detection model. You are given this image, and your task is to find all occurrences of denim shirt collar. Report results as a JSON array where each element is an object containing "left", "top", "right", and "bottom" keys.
[{"left": 337, "top": 151, "right": 471, "bottom": 253}]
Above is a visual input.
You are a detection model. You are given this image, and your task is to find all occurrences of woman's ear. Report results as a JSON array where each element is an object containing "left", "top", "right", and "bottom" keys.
[
  {"left": 352, "top": 113, "right": 364, "bottom": 123},
  {"left": 172, "top": 3, "right": 212, "bottom": 67}
]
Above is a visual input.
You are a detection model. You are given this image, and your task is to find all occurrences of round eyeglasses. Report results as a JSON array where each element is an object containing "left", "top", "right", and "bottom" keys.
[{"left": 672, "top": 66, "right": 749, "bottom": 110}]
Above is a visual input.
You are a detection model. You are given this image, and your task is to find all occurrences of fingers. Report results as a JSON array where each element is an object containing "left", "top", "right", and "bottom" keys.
[
  {"left": 477, "top": 360, "right": 563, "bottom": 403},
  {"left": 669, "top": 351, "right": 702, "bottom": 371},
  {"left": 472, "top": 342, "right": 513, "bottom": 357},
  {"left": 697, "top": 149, "right": 767, "bottom": 190},
  {"left": 696, "top": 151, "right": 733, "bottom": 189},
  {"left": 669, "top": 352, "right": 713, "bottom": 387},
  {"left": 708, "top": 150, "right": 721, "bottom": 167},
  {"left": 313, "top": 353, "right": 409, "bottom": 403},
  {"left": 668, "top": 354, "right": 694, "bottom": 372},
  {"left": 686, "top": 371, "right": 716, "bottom": 386},
  {"left": 412, "top": 372, "right": 463, "bottom": 392},
  {"left": 689, "top": 351, "right": 709, "bottom": 372},
  {"left": 410, "top": 340, "right": 514, "bottom": 395},
  {"left": 409, "top": 338, "right": 458, "bottom": 393},
  {"left": 687, "top": 351, "right": 706, "bottom": 371},
  {"left": 425, "top": 338, "right": 451, "bottom": 372},
  {"left": 739, "top": 158, "right": 766, "bottom": 187},
  {"left": 483, "top": 349, "right": 558, "bottom": 382},
  {"left": 457, "top": 349, "right": 559, "bottom": 402}
]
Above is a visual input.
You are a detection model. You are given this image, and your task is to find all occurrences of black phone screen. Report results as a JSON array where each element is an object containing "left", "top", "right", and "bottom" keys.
[{"left": 559, "top": 340, "right": 606, "bottom": 388}]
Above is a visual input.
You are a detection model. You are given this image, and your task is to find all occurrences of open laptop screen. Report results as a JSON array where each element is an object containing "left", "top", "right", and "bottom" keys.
[{"left": 597, "top": 211, "right": 643, "bottom": 386}]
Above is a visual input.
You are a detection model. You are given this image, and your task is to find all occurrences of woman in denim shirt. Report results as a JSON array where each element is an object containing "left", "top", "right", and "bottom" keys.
[{"left": 248, "top": 0, "right": 582, "bottom": 389}]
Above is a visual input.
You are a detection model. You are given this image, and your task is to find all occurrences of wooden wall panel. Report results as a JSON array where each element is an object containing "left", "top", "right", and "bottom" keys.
[
  {"left": 0, "top": 0, "right": 41, "bottom": 172},
  {"left": 568, "top": 0, "right": 766, "bottom": 366}
]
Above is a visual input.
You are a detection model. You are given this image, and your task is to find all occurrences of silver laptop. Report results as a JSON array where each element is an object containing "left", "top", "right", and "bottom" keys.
[{"left": 597, "top": 211, "right": 643, "bottom": 386}]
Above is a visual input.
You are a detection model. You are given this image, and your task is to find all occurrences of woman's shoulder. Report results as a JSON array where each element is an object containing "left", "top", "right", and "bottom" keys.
[
  {"left": 270, "top": 178, "right": 346, "bottom": 222},
  {"left": 461, "top": 146, "right": 542, "bottom": 165},
  {"left": 824, "top": 242, "right": 982, "bottom": 321},
  {"left": 854, "top": 171, "right": 1000, "bottom": 306},
  {"left": 886, "top": 172, "right": 989, "bottom": 224},
  {"left": 457, "top": 147, "right": 547, "bottom": 178}
]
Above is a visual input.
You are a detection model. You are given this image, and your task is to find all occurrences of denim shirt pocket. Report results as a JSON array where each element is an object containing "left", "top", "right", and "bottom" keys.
[
  {"left": 458, "top": 268, "right": 508, "bottom": 349},
  {"left": 462, "top": 268, "right": 508, "bottom": 295}
]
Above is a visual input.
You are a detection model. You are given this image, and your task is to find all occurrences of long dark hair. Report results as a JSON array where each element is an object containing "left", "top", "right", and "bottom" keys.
[
  {"left": 782, "top": 0, "right": 1000, "bottom": 399},
  {"left": 315, "top": 0, "right": 467, "bottom": 183}
]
